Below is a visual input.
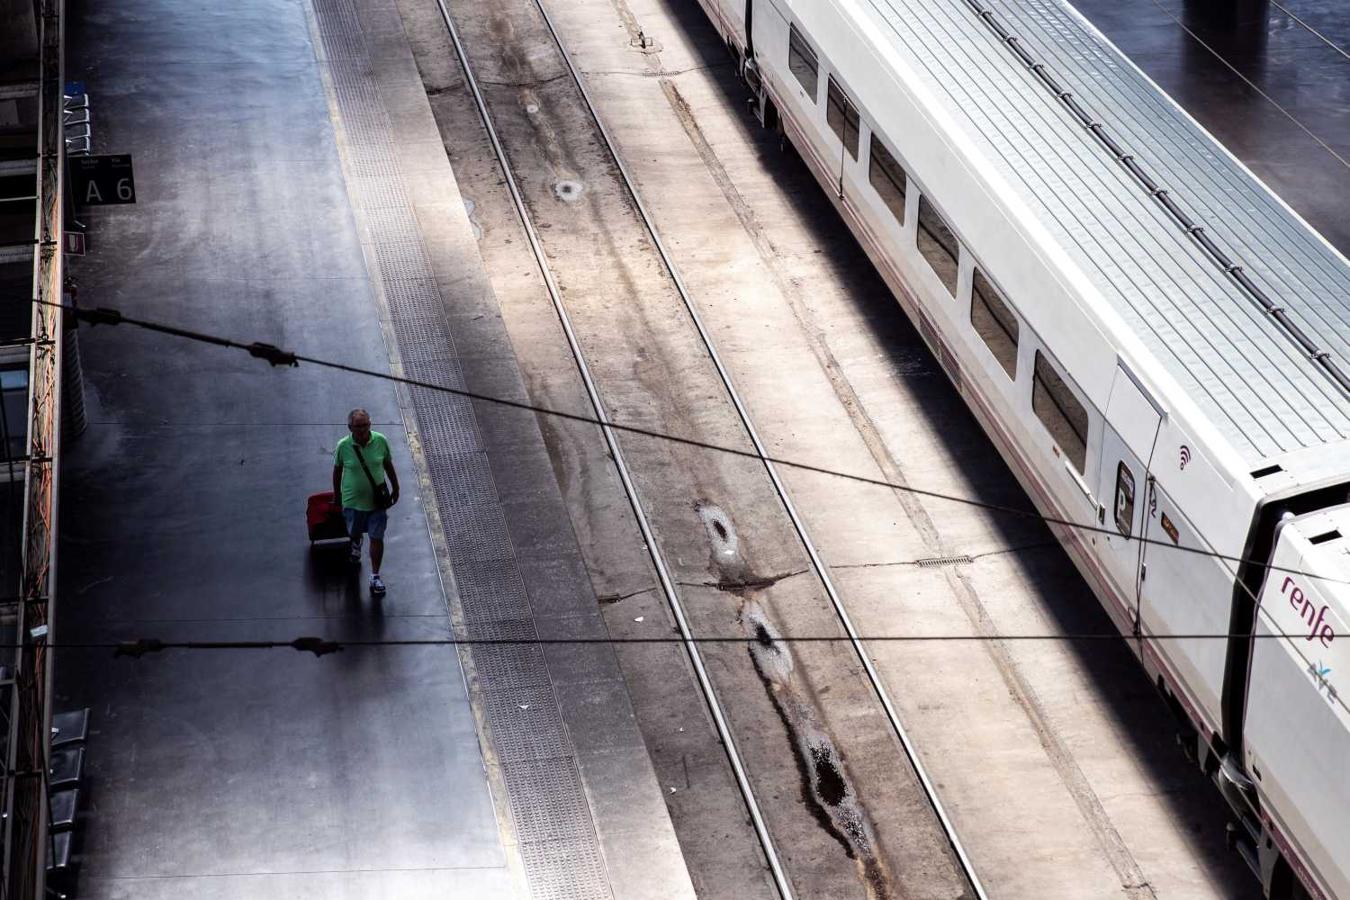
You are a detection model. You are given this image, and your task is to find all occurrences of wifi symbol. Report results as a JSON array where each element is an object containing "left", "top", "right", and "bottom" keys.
[{"left": 1179, "top": 445, "right": 1192, "bottom": 470}]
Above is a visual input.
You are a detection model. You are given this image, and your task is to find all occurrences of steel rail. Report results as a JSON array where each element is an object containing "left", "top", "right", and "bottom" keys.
[
  {"left": 522, "top": 2, "right": 990, "bottom": 895},
  {"left": 430, "top": 2, "right": 795, "bottom": 897}
]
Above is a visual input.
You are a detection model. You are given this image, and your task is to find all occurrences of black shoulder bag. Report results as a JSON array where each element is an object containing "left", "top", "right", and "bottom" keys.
[{"left": 352, "top": 442, "right": 394, "bottom": 510}]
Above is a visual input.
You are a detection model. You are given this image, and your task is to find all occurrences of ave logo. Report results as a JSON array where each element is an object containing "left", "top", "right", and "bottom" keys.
[{"left": 70, "top": 154, "right": 136, "bottom": 206}]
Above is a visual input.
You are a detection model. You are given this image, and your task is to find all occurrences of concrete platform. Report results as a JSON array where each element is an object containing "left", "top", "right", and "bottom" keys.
[
  {"left": 55, "top": 0, "right": 691, "bottom": 897},
  {"left": 55, "top": 1, "right": 511, "bottom": 896}
]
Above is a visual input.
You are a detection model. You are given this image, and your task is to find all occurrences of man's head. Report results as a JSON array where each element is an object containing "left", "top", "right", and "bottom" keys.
[{"left": 348, "top": 408, "right": 372, "bottom": 445}]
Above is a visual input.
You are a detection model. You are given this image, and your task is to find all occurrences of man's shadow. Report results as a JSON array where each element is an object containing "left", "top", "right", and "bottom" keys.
[{"left": 305, "top": 540, "right": 385, "bottom": 623}]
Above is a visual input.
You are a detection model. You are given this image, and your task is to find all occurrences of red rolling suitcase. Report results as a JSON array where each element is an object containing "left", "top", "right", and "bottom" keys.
[{"left": 307, "top": 492, "right": 348, "bottom": 543}]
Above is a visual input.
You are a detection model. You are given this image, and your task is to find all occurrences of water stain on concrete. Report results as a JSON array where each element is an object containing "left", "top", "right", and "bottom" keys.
[
  {"left": 743, "top": 604, "right": 896, "bottom": 900},
  {"left": 463, "top": 197, "right": 484, "bottom": 239},
  {"left": 554, "top": 179, "right": 584, "bottom": 201},
  {"left": 695, "top": 500, "right": 896, "bottom": 898}
]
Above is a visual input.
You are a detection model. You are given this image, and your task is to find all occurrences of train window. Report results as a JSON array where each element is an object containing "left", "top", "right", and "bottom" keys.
[
  {"left": 917, "top": 196, "right": 958, "bottom": 295},
  {"left": 1033, "top": 350, "right": 1089, "bottom": 474},
  {"left": 1113, "top": 462, "right": 1135, "bottom": 538},
  {"left": 826, "top": 77, "right": 859, "bottom": 159},
  {"left": 970, "top": 269, "right": 1018, "bottom": 379},
  {"left": 868, "top": 135, "right": 906, "bottom": 223},
  {"left": 788, "top": 25, "right": 818, "bottom": 100}
]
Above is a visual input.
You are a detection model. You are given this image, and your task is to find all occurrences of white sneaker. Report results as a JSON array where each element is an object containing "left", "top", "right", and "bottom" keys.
[
  {"left": 349, "top": 538, "right": 363, "bottom": 566},
  {"left": 370, "top": 574, "right": 386, "bottom": 595}
]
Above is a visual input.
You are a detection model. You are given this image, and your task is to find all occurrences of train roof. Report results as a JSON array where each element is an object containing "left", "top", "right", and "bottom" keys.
[{"left": 842, "top": 0, "right": 1350, "bottom": 464}]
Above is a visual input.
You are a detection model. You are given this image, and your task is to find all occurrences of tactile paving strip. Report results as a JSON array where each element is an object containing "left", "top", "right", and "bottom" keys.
[
  {"left": 451, "top": 560, "right": 536, "bottom": 623},
  {"left": 501, "top": 757, "right": 597, "bottom": 840},
  {"left": 436, "top": 501, "right": 516, "bottom": 565},
  {"left": 481, "top": 685, "right": 574, "bottom": 763},
  {"left": 519, "top": 838, "right": 614, "bottom": 900},
  {"left": 420, "top": 449, "right": 500, "bottom": 508},
  {"left": 471, "top": 640, "right": 553, "bottom": 688},
  {"left": 467, "top": 619, "right": 553, "bottom": 687},
  {"left": 308, "top": 1, "right": 611, "bottom": 896}
]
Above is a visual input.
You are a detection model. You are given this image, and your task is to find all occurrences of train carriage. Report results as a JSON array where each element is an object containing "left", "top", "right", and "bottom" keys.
[{"left": 692, "top": 0, "right": 1350, "bottom": 896}]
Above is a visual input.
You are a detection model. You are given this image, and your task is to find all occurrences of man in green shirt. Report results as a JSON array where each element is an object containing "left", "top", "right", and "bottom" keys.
[{"left": 332, "top": 408, "right": 400, "bottom": 595}]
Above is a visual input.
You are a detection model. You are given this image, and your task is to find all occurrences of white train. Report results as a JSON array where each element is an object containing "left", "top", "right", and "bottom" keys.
[{"left": 689, "top": 0, "right": 1350, "bottom": 896}]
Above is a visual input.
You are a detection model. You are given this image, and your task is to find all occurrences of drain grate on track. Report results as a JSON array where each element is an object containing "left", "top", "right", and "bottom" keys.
[
  {"left": 308, "top": 0, "right": 610, "bottom": 895},
  {"left": 914, "top": 554, "right": 975, "bottom": 568}
]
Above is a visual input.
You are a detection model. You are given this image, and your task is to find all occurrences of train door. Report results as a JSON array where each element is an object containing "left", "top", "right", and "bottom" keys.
[
  {"left": 825, "top": 76, "right": 859, "bottom": 196},
  {"left": 1095, "top": 364, "right": 1162, "bottom": 626},
  {"left": 740, "top": 0, "right": 778, "bottom": 129}
]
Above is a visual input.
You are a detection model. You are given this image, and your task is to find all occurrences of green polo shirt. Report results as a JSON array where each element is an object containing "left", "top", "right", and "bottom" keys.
[{"left": 334, "top": 432, "right": 392, "bottom": 511}]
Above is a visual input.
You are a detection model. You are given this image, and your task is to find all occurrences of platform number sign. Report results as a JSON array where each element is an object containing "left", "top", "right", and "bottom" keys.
[{"left": 70, "top": 154, "right": 136, "bottom": 206}]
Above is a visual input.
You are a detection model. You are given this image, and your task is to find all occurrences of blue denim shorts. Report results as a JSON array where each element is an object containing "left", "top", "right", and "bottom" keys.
[{"left": 343, "top": 507, "right": 388, "bottom": 540}]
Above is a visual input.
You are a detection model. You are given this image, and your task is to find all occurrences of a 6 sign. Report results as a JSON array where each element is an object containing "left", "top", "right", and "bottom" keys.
[{"left": 69, "top": 154, "right": 136, "bottom": 206}]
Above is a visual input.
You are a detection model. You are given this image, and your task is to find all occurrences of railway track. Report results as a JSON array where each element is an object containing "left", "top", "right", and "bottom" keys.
[
  {"left": 432, "top": 0, "right": 791, "bottom": 894},
  {"left": 430, "top": 0, "right": 987, "bottom": 896}
]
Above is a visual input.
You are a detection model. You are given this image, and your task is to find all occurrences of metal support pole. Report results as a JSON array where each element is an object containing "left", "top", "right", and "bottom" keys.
[{"left": 3, "top": 0, "right": 64, "bottom": 894}]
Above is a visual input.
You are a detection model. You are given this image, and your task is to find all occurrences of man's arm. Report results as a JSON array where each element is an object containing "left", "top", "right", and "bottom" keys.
[
  {"left": 383, "top": 457, "right": 400, "bottom": 504},
  {"left": 332, "top": 464, "right": 343, "bottom": 504}
]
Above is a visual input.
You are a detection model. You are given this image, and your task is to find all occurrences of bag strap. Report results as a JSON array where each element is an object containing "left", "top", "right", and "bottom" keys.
[{"left": 351, "top": 440, "right": 382, "bottom": 494}]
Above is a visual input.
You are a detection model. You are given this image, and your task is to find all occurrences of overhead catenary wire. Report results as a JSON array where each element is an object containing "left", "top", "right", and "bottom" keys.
[
  {"left": 36, "top": 297, "right": 1350, "bottom": 587},
  {"left": 38, "top": 630, "right": 1350, "bottom": 715},
  {"left": 39, "top": 289, "right": 1343, "bottom": 706},
  {"left": 45, "top": 291, "right": 1341, "bottom": 720},
  {"left": 23, "top": 630, "right": 1350, "bottom": 657}
]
